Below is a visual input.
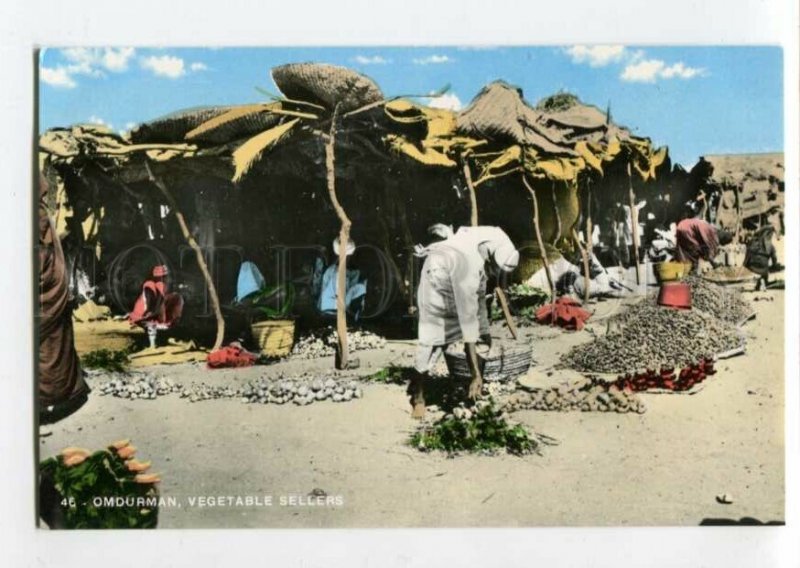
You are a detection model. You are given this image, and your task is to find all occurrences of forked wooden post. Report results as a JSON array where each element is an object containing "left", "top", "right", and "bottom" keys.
[
  {"left": 145, "top": 161, "right": 225, "bottom": 351},
  {"left": 522, "top": 173, "right": 555, "bottom": 306},
  {"left": 324, "top": 104, "right": 351, "bottom": 369}
]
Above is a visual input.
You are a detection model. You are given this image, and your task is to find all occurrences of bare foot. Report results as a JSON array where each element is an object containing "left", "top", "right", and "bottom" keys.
[
  {"left": 468, "top": 378, "right": 483, "bottom": 400},
  {"left": 411, "top": 402, "right": 426, "bottom": 419}
]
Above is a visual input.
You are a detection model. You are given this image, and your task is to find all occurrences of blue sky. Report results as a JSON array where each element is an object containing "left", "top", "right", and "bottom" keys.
[{"left": 39, "top": 46, "right": 783, "bottom": 167}]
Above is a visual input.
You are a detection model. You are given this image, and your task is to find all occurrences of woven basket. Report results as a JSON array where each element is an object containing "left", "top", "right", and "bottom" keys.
[
  {"left": 444, "top": 344, "right": 533, "bottom": 382},
  {"left": 654, "top": 261, "right": 692, "bottom": 283},
  {"left": 251, "top": 319, "right": 295, "bottom": 358},
  {"left": 271, "top": 63, "right": 383, "bottom": 113}
]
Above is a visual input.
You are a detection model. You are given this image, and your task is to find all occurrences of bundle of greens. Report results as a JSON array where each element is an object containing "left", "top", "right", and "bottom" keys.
[
  {"left": 410, "top": 400, "right": 540, "bottom": 456},
  {"left": 39, "top": 440, "right": 160, "bottom": 529},
  {"left": 80, "top": 348, "right": 130, "bottom": 372}
]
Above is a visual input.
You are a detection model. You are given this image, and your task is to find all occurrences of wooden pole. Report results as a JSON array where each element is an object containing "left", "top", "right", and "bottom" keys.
[
  {"left": 573, "top": 229, "right": 591, "bottom": 304},
  {"left": 145, "top": 161, "right": 225, "bottom": 351},
  {"left": 462, "top": 158, "right": 479, "bottom": 226},
  {"left": 324, "top": 104, "right": 351, "bottom": 369},
  {"left": 522, "top": 173, "right": 555, "bottom": 305},
  {"left": 583, "top": 177, "right": 593, "bottom": 304},
  {"left": 551, "top": 181, "right": 562, "bottom": 246},
  {"left": 494, "top": 287, "right": 518, "bottom": 340},
  {"left": 626, "top": 162, "right": 641, "bottom": 286}
]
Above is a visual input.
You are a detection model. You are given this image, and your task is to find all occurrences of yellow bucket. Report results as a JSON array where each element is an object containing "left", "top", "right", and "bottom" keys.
[
  {"left": 655, "top": 261, "right": 692, "bottom": 283},
  {"left": 251, "top": 319, "right": 295, "bottom": 358}
]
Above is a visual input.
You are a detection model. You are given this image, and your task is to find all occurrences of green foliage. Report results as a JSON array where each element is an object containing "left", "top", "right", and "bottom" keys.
[
  {"left": 251, "top": 283, "right": 295, "bottom": 321},
  {"left": 39, "top": 448, "right": 158, "bottom": 529},
  {"left": 491, "top": 284, "right": 548, "bottom": 326},
  {"left": 536, "top": 92, "right": 580, "bottom": 112},
  {"left": 506, "top": 283, "right": 549, "bottom": 304},
  {"left": 81, "top": 349, "right": 130, "bottom": 372},
  {"left": 364, "top": 365, "right": 409, "bottom": 385},
  {"left": 409, "top": 400, "right": 538, "bottom": 456}
]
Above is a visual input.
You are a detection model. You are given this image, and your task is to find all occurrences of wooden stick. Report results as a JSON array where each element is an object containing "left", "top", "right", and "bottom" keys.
[
  {"left": 573, "top": 229, "right": 591, "bottom": 304},
  {"left": 145, "top": 161, "right": 225, "bottom": 351},
  {"left": 521, "top": 173, "right": 555, "bottom": 306},
  {"left": 462, "top": 158, "right": 479, "bottom": 226},
  {"left": 627, "top": 162, "right": 641, "bottom": 286},
  {"left": 584, "top": 177, "right": 594, "bottom": 304},
  {"left": 324, "top": 104, "right": 351, "bottom": 370},
  {"left": 494, "top": 287, "right": 518, "bottom": 340},
  {"left": 551, "top": 181, "right": 562, "bottom": 246}
]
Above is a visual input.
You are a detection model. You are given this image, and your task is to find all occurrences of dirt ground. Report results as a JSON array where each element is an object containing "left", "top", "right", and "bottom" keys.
[{"left": 38, "top": 278, "right": 785, "bottom": 528}]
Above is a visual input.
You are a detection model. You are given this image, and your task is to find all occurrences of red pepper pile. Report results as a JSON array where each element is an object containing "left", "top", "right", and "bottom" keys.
[
  {"left": 535, "top": 297, "right": 591, "bottom": 331},
  {"left": 613, "top": 357, "right": 717, "bottom": 392}
]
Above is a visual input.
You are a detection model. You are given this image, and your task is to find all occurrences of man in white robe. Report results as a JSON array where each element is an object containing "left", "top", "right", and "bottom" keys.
[{"left": 409, "top": 226, "right": 519, "bottom": 418}]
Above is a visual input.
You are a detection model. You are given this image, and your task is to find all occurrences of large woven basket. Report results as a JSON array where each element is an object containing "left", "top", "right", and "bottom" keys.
[
  {"left": 444, "top": 344, "right": 533, "bottom": 382},
  {"left": 271, "top": 63, "right": 384, "bottom": 113},
  {"left": 251, "top": 319, "right": 295, "bottom": 358}
]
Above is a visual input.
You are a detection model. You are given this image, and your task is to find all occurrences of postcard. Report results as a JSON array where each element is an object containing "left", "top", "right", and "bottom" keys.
[{"left": 35, "top": 45, "right": 785, "bottom": 530}]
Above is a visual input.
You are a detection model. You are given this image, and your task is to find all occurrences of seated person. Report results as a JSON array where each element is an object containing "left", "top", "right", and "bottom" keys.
[
  {"left": 312, "top": 238, "right": 367, "bottom": 321},
  {"left": 129, "top": 265, "right": 183, "bottom": 347}
]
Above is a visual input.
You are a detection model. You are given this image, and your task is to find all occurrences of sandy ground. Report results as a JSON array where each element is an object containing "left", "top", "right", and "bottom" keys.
[{"left": 38, "top": 280, "right": 784, "bottom": 528}]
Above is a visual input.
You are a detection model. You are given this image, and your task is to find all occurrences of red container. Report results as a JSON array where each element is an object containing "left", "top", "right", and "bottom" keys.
[{"left": 657, "top": 282, "right": 692, "bottom": 309}]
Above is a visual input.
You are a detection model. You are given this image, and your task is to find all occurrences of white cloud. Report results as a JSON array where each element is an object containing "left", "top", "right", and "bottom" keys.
[
  {"left": 621, "top": 59, "right": 705, "bottom": 82},
  {"left": 141, "top": 55, "right": 186, "bottom": 78},
  {"left": 40, "top": 66, "right": 77, "bottom": 88},
  {"left": 565, "top": 45, "right": 626, "bottom": 67},
  {"left": 44, "top": 47, "right": 135, "bottom": 88},
  {"left": 563, "top": 45, "right": 707, "bottom": 84},
  {"left": 61, "top": 47, "right": 135, "bottom": 74},
  {"left": 427, "top": 93, "right": 462, "bottom": 111},
  {"left": 189, "top": 62, "right": 208, "bottom": 72},
  {"left": 118, "top": 122, "right": 137, "bottom": 136},
  {"left": 660, "top": 62, "right": 703, "bottom": 79},
  {"left": 101, "top": 47, "right": 136, "bottom": 72},
  {"left": 352, "top": 55, "right": 390, "bottom": 65},
  {"left": 412, "top": 55, "right": 452, "bottom": 65},
  {"left": 88, "top": 115, "right": 113, "bottom": 129}
]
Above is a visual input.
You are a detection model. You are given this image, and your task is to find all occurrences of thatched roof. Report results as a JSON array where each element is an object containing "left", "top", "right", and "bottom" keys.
[
  {"left": 700, "top": 153, "right": 784, "bottom": 186},
  {"left": 40, "top": 64, "right": 670, "bottom": 190},
  {"left": 129, "top": 106, "right": 233, "bottom": 144},
  {"left": 456, "top": 81, "right": 575, "bottom": 155}
]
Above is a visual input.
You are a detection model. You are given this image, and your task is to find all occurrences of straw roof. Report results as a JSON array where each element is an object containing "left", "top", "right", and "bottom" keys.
[
  {"left": 40, "top": 64, "right": 669, "bottom": 190},
  {"left": 130, "top": 106, "right": 233, "bottom": 144},
  {"left": 700, "top": 153, "right": 784, "bottom": 186},
  {"left": 456, "top": 82, "right": 575, "bottom": 156}
]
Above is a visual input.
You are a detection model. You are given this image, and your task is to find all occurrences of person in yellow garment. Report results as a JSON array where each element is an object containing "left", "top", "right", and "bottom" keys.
[{"left": 408, "top": 225, "right": 519, "bottom": 419}]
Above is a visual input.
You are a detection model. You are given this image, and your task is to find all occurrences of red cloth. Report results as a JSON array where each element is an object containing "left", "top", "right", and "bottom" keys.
[
  {"left": 675, "top": 218, "right": 719, "bottom": 264},
  {"left": 129, "top": 280, "right": 183, "bottom": 327},
  {"left": 535, "top": 297, "right": 591, "bottom": 330},
  {"left": 207, "top": 344, "right": 257, "bottom": 369}
]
